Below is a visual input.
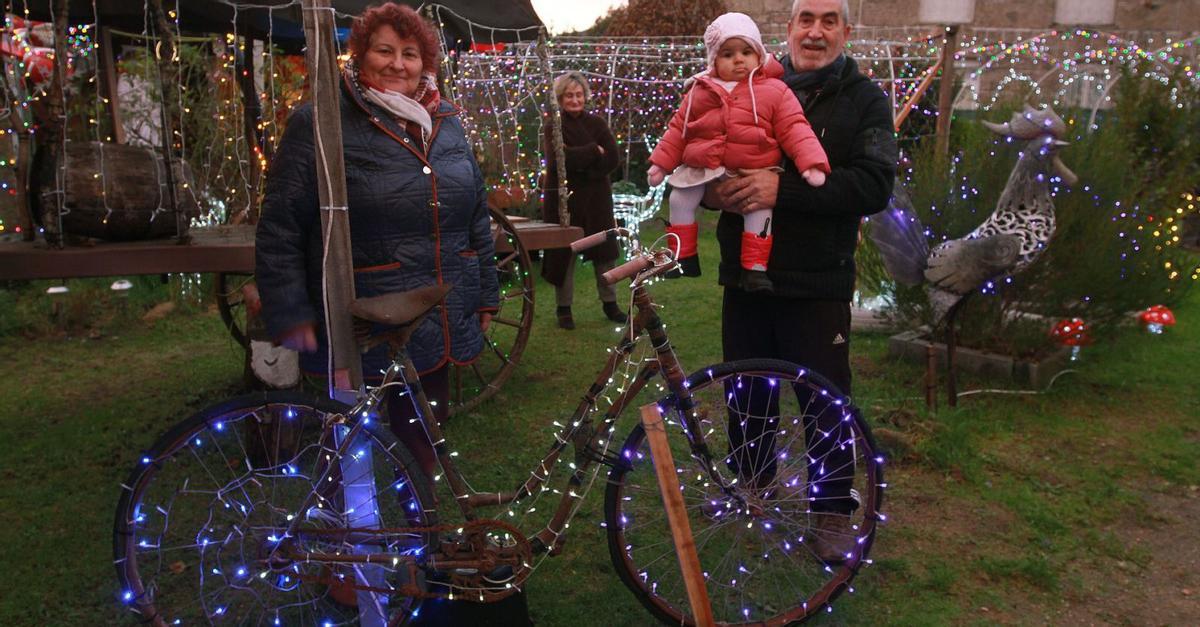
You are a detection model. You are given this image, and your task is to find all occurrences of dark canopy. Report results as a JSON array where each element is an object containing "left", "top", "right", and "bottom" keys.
[
  {"left": 18, "top": 1, "right": 544, "bottom": 49},
  {"left": 17, "top": 0, "right": 297, "bottom": 40}
]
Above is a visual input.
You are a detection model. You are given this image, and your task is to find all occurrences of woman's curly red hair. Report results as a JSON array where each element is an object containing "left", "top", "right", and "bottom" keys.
[{"left": 348, "top": 3, "right": 441, "bottom": 73}]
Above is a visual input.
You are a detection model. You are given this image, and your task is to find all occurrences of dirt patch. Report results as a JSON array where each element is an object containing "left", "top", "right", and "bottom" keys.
[
  {"left": 872, "top": 466, "right": 1028, "bottom": 622},
  {"left": 1054, "top": 487, "right": 1200, "bottom": 625},
  {"left": 863, "top": 385, "right": 1200, "bottom": 625},
  {"left": 874, "top": 467, "right": 1200, "bottom": 625}
]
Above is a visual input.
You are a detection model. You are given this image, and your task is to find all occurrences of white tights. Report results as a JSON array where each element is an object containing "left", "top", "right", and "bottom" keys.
[{"left": 668, "top": 184, "right": 772, "bottom": 236}]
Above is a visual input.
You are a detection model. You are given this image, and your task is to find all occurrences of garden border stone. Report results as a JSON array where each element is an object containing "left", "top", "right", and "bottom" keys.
[{"left": 888, "top": 330, "right": 1074, "bottom": 389}]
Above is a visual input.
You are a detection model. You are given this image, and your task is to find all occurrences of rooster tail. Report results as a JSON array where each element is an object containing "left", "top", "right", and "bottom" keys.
[{"left": 865, "top": 180, "right": 929, "bottom": 286}]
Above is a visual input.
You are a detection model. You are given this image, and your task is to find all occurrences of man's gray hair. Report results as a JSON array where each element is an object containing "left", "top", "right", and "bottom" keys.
[
  {"left": 553, "top": 71, "right": 590, "bottom": 102},
  {"left": 790, "top": 0, "right": 851, "bottom": 23}
]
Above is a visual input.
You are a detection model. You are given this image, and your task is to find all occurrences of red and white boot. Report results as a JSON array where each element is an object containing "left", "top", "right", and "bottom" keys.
[
  {"left": 740, "top": 231, "right": 774, "bottom": 293},
  {"left": 665, "top": 222, "right": 701, "bottom": 277}
]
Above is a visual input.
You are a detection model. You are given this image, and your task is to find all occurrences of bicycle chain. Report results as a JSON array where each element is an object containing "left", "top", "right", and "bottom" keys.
[{"left": 294, "top": 518, "right": 534, "bottom": 603}]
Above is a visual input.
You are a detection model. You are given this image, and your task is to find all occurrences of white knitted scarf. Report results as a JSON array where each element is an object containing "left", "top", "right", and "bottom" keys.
[{"left": 362, "top": 84, "right": 433, "bottom": 138}]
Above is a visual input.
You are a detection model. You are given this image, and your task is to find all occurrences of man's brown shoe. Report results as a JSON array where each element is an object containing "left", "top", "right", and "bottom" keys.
[{"left": 809, "top": 512, "right": 855, "bottom": 563}]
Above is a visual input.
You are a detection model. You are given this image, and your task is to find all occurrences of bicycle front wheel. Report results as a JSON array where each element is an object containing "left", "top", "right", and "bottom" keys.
[
  {"left": 113, "top": 391, "right": 438, "bottom": 625},
  {"left": 605, "top": 359, "right": 884, "bottom": 624}
]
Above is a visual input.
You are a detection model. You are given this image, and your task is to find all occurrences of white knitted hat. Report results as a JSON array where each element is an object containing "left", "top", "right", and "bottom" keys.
[{"left": 703, "top": 12, "right": 768, "bottom": 70}]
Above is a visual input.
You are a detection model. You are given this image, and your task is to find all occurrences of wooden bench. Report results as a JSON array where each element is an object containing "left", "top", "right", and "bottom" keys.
[{"left": 0, "top": 217, "right": 581, "bottom": 281}]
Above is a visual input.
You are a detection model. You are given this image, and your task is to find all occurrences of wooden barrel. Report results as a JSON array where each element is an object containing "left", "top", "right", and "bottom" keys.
[{"left": 33, "top": 141, "right": 201, "bottom": 241}]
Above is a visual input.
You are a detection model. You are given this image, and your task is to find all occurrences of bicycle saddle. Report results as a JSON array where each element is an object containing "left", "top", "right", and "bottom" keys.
[{"left": 350, "top": 283, "right": 452, "bottom": 326}]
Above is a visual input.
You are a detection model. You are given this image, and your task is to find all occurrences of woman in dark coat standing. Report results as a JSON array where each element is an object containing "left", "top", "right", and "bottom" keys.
[
  {"left": 541, "top": 71, "right": 627, "bottom": 329},
  {"left": 255, "top": 3, "right": 498, "bottom": 477}
]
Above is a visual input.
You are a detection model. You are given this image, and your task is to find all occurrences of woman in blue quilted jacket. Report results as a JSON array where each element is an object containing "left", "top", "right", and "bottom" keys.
[{"left": 255, "top": 3, "right": 498, "bottom": 475}]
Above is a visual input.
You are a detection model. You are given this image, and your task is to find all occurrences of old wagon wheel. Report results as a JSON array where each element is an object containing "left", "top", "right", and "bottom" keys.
[
  {"left": 449, "top": 207, "right": 535, "bottom": 415},
  {"left": 215, "top": 272, "right": 254, "bottom": 348}
]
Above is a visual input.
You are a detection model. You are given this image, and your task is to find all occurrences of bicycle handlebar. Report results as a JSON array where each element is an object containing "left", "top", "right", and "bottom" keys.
[
  {"left": 575, "top": 227, "right": 675, "bottom": 285},
  {"left": 602, "top": 256, "right": 655, "bottom": 285},
  {"left": 570, "top": 229, "right": 621, "bottom": 253}
]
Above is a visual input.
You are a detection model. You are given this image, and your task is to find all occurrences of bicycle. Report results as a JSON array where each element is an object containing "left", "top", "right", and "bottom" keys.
[{"left": 113, "top": 227, "right": 886, "bottom": 625}]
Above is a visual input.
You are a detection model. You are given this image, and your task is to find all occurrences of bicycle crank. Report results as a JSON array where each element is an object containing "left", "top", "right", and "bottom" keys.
[{"left": 285, "top": 518, "right": 534, "bottom": 603}]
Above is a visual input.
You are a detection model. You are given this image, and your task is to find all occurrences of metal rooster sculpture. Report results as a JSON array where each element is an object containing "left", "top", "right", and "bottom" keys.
[
  {"left": 872, "top": 105, "right": 1078, "bottom": 317},
  {"left": 869, "top": 105, "right": 1078, "bottom": 404}
]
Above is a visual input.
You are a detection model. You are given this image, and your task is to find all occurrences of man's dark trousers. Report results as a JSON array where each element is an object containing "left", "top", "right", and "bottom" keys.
[{"left": 721, "top": 287, "right": 857, "bottom": 513}]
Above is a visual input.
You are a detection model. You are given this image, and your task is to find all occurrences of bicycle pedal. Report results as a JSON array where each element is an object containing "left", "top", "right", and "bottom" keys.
[{"left": 580, "top": 443, "right": 628, "bottom": 470}]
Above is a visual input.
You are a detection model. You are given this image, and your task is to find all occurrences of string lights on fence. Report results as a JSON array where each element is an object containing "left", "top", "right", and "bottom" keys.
[{"left": 0, "top": 8, "right": 1196, "bottom": 294}]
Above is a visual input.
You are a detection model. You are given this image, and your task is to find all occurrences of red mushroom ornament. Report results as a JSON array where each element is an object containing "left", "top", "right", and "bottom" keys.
[
  {"left": 1050, "top": 317, "right": 1091, "bottom": 361},
  {"left": 1138, "top": 305, "right": 1175, "bottom": 334}
]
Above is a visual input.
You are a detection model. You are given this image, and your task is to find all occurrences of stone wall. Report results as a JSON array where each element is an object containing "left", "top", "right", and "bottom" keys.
[
  {"left": 725, "top": 0, "right": 1200, "bottom": 32},
  {"left": 724, "top": 0, "right": 792, "bottom": 30}
]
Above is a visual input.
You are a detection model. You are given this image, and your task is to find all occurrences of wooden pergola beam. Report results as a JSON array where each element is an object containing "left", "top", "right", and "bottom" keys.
[
  {"left": 934, "top": 25, "right": 960, "bottom": 156},
  {"left": 301, "top": 0, "right": 362, "bottom": 391}
]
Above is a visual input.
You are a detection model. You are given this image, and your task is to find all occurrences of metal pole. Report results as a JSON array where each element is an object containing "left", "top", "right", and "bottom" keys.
[
  {"left": 893, "top": 58, "right": 941, "bottom": 131},
  {"left": 944, "top": 296, "right": 969, "bottom": 409}
]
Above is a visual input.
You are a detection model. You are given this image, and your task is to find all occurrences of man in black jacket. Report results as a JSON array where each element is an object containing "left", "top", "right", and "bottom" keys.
[{"left": 706, "top": 0, "right": 897, "bottom": 562}]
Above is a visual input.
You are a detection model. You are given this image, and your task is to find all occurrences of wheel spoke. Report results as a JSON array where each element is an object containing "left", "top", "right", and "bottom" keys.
[
  {"left": 500, "top": 289, "right": 530, "bottom": 303},
  {"left": 469, "top": 362, "right": 490, "bottom": 387},
  {"left": 491, "top": 316, "right": 522, "bottom": 328},
  {"left": 497, "top": 250, "right": 520, "bottom": 268}
]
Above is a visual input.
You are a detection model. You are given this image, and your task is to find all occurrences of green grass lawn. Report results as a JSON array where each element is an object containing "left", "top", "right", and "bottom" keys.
[{"left": 1, "top": 221, "right": 1197, "bottom": 625}]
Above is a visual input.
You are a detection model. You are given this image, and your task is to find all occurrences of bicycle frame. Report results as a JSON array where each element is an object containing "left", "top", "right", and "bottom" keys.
[
  {"left": 422, "top": 280, "right": 709, "bottom": 555},
  {"left": 275, "top": 236, "right": 716, "bottom": 574}
]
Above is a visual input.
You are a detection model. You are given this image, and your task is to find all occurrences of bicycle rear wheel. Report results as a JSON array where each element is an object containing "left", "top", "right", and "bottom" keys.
[
  {"left": 113, "top": 391, "right": 438, "bottom": 625},
  {"left": 604, "top": 359, "right": 884, "bottom": 624}
]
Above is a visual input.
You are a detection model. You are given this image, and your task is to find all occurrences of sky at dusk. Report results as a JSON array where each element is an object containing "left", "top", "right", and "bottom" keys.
[{"left": 530, "top": 0, "right": 627, "bottom": 34}]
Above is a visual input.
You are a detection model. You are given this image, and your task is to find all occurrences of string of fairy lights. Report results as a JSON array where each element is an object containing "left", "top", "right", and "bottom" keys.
[
  {"left": 0, "top": 11, "right": 1195, "bottom": 233},
  {"left": 0, "top": 8, "right": 1193, "bottom": 339},
  {"left": 0, "top": 8, "right": 1194, "bottom": 301}
]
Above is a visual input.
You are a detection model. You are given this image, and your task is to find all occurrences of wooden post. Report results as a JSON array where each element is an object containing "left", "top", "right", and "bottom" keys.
[
  {"left": 235, "top": 29, "right": 263, "bottom": 222},
  {"left": 98, "top": 27, "right": 126, "bottom": 144},
  {"left": 945, "top": 320, "right": 959, "bottom": 408},
  {"left": 934, "top": 25, "right": 959, "bottom": 157},
  {"left": 638, "top": 404, "right": 715, "bottom": 627},
  {"left": 41, "top": 0, "right": 70, "bottom": 246},
  {"left": 301, "top": 0, "right": 362, "bottom": 392},
  {"left": 302, "top": 2, "right": 380, "bottom": 619},
  {"left": 944, "top": 297, "right": 969, "bottom": 409},
  {"left": 924, "top": 343, "right": 937, "bottom": 411},
  {"left": 146, "top": 0, "right": 186, "bottom": 242},
  {"left": 3, "top": 82, "right": 35, "bottom": 240},
  {"left": 893, "top": 58, "right": 941, "bottom": 132},
  {"left": 536, "top": 29, "right": 569, "bottom": 226}
]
